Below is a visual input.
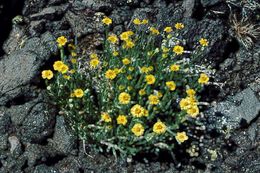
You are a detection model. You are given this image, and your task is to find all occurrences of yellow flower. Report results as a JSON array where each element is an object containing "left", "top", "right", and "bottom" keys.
[
  {"left": 71, "top": 52, "right": 77, "bottom": 57},
  {"left": 107, "top": 34, "right": 118, "bottom": 44},
  {"left": 140, "top": 67, "right": 149, "bottom": 74},
  {"left": 60, "top": 64, "right": 69, "bottom": 74},
  {"left": 90, "top": 53, "right": 98, "bottom": 59},
  {"left": 145, "top": 75, "right": 156, "bottom": 85},
  {"left": 127, "top": 86, "right": 133, "bottom": 91},
  {"left": 118, "top": 92, "right": 131, "bottom": 104},
  {"left": 122, "top": 58, "right": 131, "bottom": 65},
  {"left": 179, "top": 98, "right": 191, "bottom": 110},
  {"left": 175, "top": 132, "right": 188, "bottom": 143},
  {"left": 143, "top": 109, "right": 149, "bottom": 117},
  {"left": 117, "top": 115, "right": 127, "bottom": 125},
  {"left": 142, "top": 19, "right": 149, "bottom": 24},
  {"left": 148, "top": 94, "right": 160, "bottom": 105},
  {"left": 131, "top": 104, "right": 144, "bottom": 117},
  {"left": 68, "top": 43, "right": 76, "bottom": 50},
  {"left": 69, "top": 69, "right": 76, "bottom": 74},
  {"left": 90, "top": 58, "right": 100, "bottom": 68},
  {"left": 74, "top": 89, "right": 84, "bottom": 98},
  {"left": 175, "top": 23, "right": 184, "bottom": 30},
  {"left": 150, "top": 27, "right": 160, "bottom": 35},
  {"left": 170, "top": 64, "right": 180, "bottom": 72},
  {"left": 187, "top": 106, "right": 199, "bottom": 118},
  {"left": 133, "top": 18, "right": 142, "bottom": 25},
  {"left": 153, "top": 121, "right": 167, "bottom": 134},
  {"left": 56, "top": 36, "right": 67, "bottom": 47},
  {"left": 198, "top": 73, "right": 209, "bottom": 84},
  {"left": 131, "top": 123, "right": 144, "bottom": 137},
  {"left": 173, "top": 45, "right": 184, "bottom": 55},
  {"left": 101, "top": 112, "right": 112, "bottom": 123},
  {"left": 120, "top": 31, "right": 134, "bottom": 41},
  {"left": 199, "top": 38, "right": 208, "bottom": 47},
  {"left": 102, "top": 17, "right": 112, "bottom": 25},
  {"left": 118, "top": 85, "right": 125, "bottom": 90},
  {"left": 128, "top": 66, "right": 134, "bottom": 71},
  {"left": 123, "top": 40, "right": 135, "bottom": 49},
  {"left": 166, "top": 81, "right": 176, "bottom": 91},
  {"left": 157, "top": 91, "right": 163, "bottom": 98},
  {"left": 186, "top": 89, "right": 196, "bottom": 97},
  {"left": 63, "top": 75, "right": 71, "bottom": 80},
  {"left": 127, "top": 75, "right": 132, "bottom": 80},
  {"left": 162, "top": 53, "right": 168, "bottom": 58},
  {"left": 42, "top": 70, "right": 53, "bottom": 80},
  {"left": 71, "top": 58, "right": 77, "bottom": 64},
  {"left": 53, "top": 61, "right": 64, "bottom": 71},
  {"left": 148, "top": 66, "right": 154, "bottom": 71},
  {"left": 164, "top": 27, "right": 173, "bottom": 33},
  {"left": 162, "top": 46, "right": 170, "bottom": 53},
  {"left": 105, "top": 69, "right": 117, "bottom": 80},
  {"left": 112, "top": 51, "right": 119, "bottom": 56},
  {"left": 114, "top": 68, "right": 121, "bottom": 74},
  {"left": 139, "top": 89, "right": 146, "bottom": 96}
]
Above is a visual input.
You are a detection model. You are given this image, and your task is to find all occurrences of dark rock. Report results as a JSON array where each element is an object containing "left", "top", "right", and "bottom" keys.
[
  {"left": 49, "top": 116, "right": 78, "bottom": 155},
  {"left": 33, "top": 164, "right": 58, "bottom": 173},
  {"left": 23, "top": 0, "right": 48, "bottom": 16},
  {"left": 48, "top": 0, "right": 68, "bottom": 6},
  {"left": 81, "top": 0, "right": 113, "bottom": 12},
  {"left": 29, "top": 20, "right": 46, "bottom": 36},
  {"left": 55, "top": 156, "right": 82, "bottom": 173},
  {"left": 0, "top": 108, "right": 11, "bottom": 134},
  {"left": 0, "top": 133, "right": 8, "bottom": 151},
  {"left": 23, "top": 144, "right": 50, "bottom": 167},
  {"left": 0, "top": 32, "right": 57, "bottom": 106},
  {"left": 110, "top": 6, "right": 132, "bottom": 25},
  {"left": 200, "top": 0, "right": 224, "bottom": 7}
]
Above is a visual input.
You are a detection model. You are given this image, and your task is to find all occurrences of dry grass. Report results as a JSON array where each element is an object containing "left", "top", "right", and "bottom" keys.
[{"left": 230, "top": 15, "right": 260, "bottom": 49}]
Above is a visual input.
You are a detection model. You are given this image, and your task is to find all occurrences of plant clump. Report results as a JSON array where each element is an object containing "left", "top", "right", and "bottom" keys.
[{"left": 42, "top": 17, "right": 212, "bottom": 158}]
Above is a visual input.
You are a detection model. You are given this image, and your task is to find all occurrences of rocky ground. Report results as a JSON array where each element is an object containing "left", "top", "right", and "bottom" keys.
[{"left": 0, "top": 0, "right": 259, "bottom": 172}]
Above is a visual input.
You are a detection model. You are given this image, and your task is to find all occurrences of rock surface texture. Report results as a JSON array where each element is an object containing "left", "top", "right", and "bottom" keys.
[{"left": 0, "top": 0, "right": 259, "bottom": 172}]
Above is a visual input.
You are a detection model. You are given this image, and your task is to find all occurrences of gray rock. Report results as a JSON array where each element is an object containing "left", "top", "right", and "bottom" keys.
[
  {"left": 182, "top": 0, "right": 196, "bottom": 18},
  {"left": 55, "top": 156, "right": 82, "bottom": 173},
  {"left": 23, "top": 144, "right": 50, "bottom": 167},
  {"left": 81, "top": 0, "right": 113, "bottom": 11},
  {"left": 49, "top": 116, "right": 78, "bottom": 155},
  {"left": 0, "top": 32, "right": 57, "bottom": 106},
  {"left": 30, "top": 5, "right": 68, "bottom": 21},
  {"left": 8, "top": 136, "right": 23, "bottom": 157},
  {"left": 208, "top": 86, "right": 260, "bottom": 129},
  {"left": 0, "top": 133, "right": 8, "bottom": 151},
  {"left": 29, "top": 20, "right": 46, "bottom": 36}
]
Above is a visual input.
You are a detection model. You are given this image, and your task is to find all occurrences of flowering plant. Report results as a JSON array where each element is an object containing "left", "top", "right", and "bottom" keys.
[{"left": 42, "top": 17, "right": 211, "bottom": 158}]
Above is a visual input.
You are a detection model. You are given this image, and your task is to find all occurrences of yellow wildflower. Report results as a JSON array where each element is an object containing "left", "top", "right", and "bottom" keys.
[
  {"left": 102, "top": 17, "right": 112, "bottom": 25},
  {"left": 166, "top": 81, "right": 176, "bottom": 91},
  {"left": 90, "top": 58, "right": 100, "bottom": 68},
  {"left": 162, "top": 46, "right": 170, "bottom": 53},
  {"left": 187, "top": 106, "right": 199, "bottom": 118},
  {"left": 131, "top": 104, "right": 144, "bottom": 117},
  {"left": 114, "top": 68, "right": 121, "bottom": 74},
  {"left": 131, "top": 123, "right": 144, "bottom": 137},
  {"left": 71, "top": 52, "right": 77, "bottom": 57},
  {"left": 139, "top": 89, "right": 146, "bottom": 96},
  {"left": 74, "top": 89, "right": 84, "bottom": 98},
  {"left": 180, "top": 98, "right": 191, "bottom": 110},
  {"left": 186, "top": 89, "right": 196, "bottom": 97},
  {"left": 120, "top": 31, "right": 134, "bottom": 41},
  {"left": 175, "top": 23, "right": 184, "bottom": 30},
  {"left": 41, "top": 70, "right": 53, "bottom": 80},
  {"left": 117, "top": 115, "right": 127, "bottom": 125},
  {"left": 53, "top": 61, "right": 64, "bottom": 71},
  {"left": 63, "top": 75, "right": 71, "bottom": 80},
  {"left": 101, "top": 112, "right": 112, "bottom": 123},
  {"left": 133, "top": 18, "right": 142, "bottom": 25},
  {"left": 162, "top": 53, "right": 168, "bottom": 58},
  {"left": 122, "top": 58, "right": 131, "bottom": 65},
  {"left": 173, "top": 45, "right": 184, "bottom": 55},
  {"left": 118, "top": 85, "right": 125, "bottom": 90},
  {"left": 123, "top": 40, "right": 135, "bottom": 49},
  {"left": 105, "top": 69, "right": 117, "bottom": 80},
  {"left": 145, "top": 75, "right": 156, "bottom": 85},
  {"left": 118, "top": 92, "right": 131, "bottom": 104},
  {"left": 153, "top": 121, "right": 167, "bottom": 134},
  {"left": 127, "top": 86, "right": 133, "bottom": 91},
  {"left": 142, "top": 19, "right": 149, "bottom": 24},
  {"left": 90, "top": 53, "right": 98, "bottom": 59},
  {"left": 127, "top": 75, "right": 132, "bottom": 80},
  {"left": 198, "top": 73, "right": 209, "bottom": 84},
  {"left": 170, "top": 64, "right": 180, "bottom": 72},
  {"left": 60, "top": 64, "right": 69, "bottom": 74},
  {"left": 71, "top": 58, "right": 77, "bottom": 64},
  {"left": 143, "top": 109, "right": 149, "bottom": 117},
  {"left": 56, "top": 36, "right": 67, "bottom": 47},
  {"left": 140, "top": 67, "right": 149, "bottom": 74},
  {"left": 175, "top": 132, "right": 188, "bottom": 143},
  {"left": 150, "top": 27, "right": 160, "bottom": 35},
  {"left": 199, "top": 38, "right": 208, "bottom": 47},
  {"left": 148, "top": 94, "right": 160, "bottom": 105},
  {"left": 107, "top": 34, "right": 118, "bottom": 44},
  {"left": 128, "top": 66, "right": 134, "bottom": 71},
  {"left": 164, "top": 27, "right": 173, "bottom": 33},
  {"left": 112, "top": 51, "right": 119, "bottom": 56}
]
